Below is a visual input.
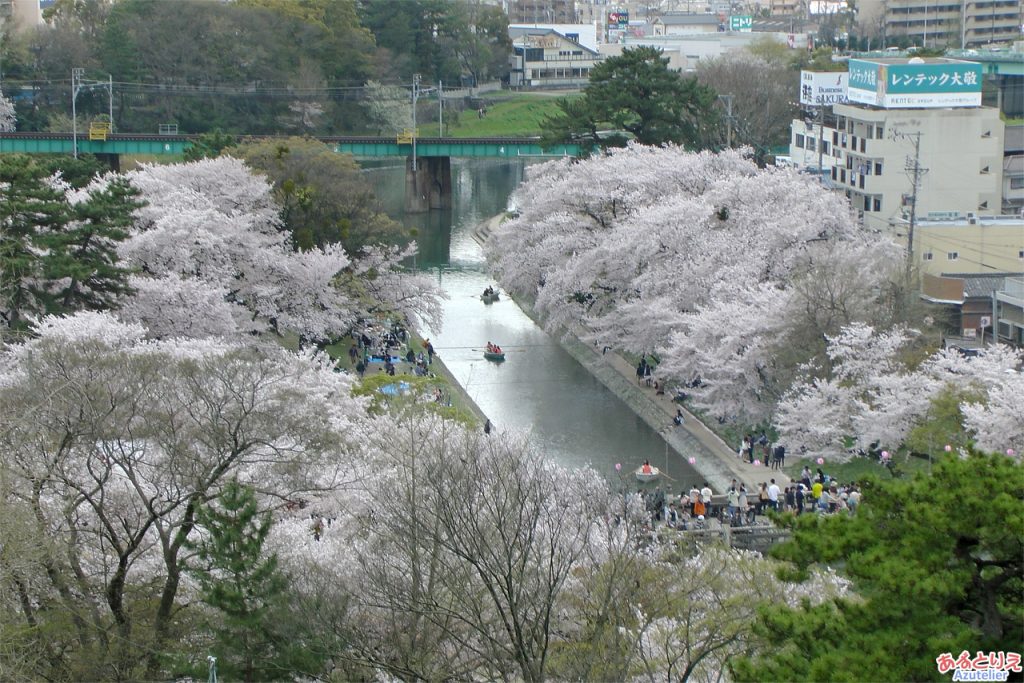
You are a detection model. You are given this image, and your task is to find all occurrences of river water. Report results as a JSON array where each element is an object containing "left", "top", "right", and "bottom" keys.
[{"left": 364, "top": 159, "right": 702, "bottom": 488}]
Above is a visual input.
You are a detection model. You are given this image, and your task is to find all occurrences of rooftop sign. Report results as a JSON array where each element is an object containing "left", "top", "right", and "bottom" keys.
[
  {"left": 847, "top": 58, "right": 982, "bottom": 108},
  {"left": 800, "top": 71, "right": 848, "bottom": 106}
]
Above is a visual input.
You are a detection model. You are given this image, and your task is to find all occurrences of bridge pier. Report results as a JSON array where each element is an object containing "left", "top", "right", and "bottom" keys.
[
  {"left": 405, "top": 156, "right": 451, "bottom": 213},
  {"left": 94, "top": 153, "right": 121, "bottom": 172}
]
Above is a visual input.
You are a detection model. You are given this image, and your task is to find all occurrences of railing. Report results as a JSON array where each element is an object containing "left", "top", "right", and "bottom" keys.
[
  {"left": 396, "top": 129, "right": 417, "bottom": 144},
  {"left": 88, "top": 121, "right": 110, "bottom": 141}
]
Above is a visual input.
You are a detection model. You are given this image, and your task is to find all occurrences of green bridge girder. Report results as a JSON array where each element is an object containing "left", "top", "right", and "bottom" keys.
[{"left": 0, "top": 133, "right": 583, "bottom": 159}]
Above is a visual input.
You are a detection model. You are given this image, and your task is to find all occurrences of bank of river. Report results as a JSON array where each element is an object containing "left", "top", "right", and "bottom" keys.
[
  {"left": 367, "top": 159, "right": 709, "bottom": 488},
  {"left": 473, "top": 215, "right": 769, "bottom": 492}
]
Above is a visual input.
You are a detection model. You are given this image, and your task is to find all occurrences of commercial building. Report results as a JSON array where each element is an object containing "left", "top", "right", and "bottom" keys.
[
  {"left": 831, "top": 101, "right": 1004, "bottom": 227},
  {"left": 911, "top": 216, "right": 1024, "bottom": 277},
  {"left": 509, "top": 26, "right": 601, "bottom": 88},
  {"left": 789, "top": 57, "right": 1006, "bottom": 228}
]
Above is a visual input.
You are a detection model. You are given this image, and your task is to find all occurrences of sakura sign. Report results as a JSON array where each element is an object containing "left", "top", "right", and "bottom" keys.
[
  {"left": 847, "top": 58, "right": 982, "bottom": 108},
  {"left": 800, "top": 71, "right": 848, "bottom": 106}
]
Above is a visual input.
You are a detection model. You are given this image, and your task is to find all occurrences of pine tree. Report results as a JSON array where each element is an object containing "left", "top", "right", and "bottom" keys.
[
  {"left": 731, "top": 451, "right": 1024, "bottom": 682},
  {"left": 187, "top": 481, "right": 290, "bottom": 682},
  {"left": 40, "top": 176, "right": 140, "bottom": 313},
  {"left": 0, "top": 155, "right": 70, "bottom": 330}
]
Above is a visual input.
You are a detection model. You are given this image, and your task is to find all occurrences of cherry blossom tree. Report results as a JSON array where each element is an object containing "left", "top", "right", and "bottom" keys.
[
  {"left": 119, "top": 156, "right": 444, "bottom": 343},
  {"left": 486, "top": 146, "right": 905, "bottom": 424},
  {"left": 0, "top": 89, "right": 15, "bottom": 132},
  {"left": 777, "top": 323, "right": 1024, "bottom": 460},
  {"left": 0, "top": 311, "right": 372, "bottom": 680}
]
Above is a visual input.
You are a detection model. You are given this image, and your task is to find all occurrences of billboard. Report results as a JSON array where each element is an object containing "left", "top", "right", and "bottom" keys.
[
  {"left": 608, "top": 10, "right": 629, "bottom": 28},
  {"left": 729, "top": 15, "right": 753, "bottom": 31},
  {"left": 847, "top": 59, "right": 982, "bottom": 108},
  {"left": 800, "top": 71, "right": 848, "bottom": 106}
]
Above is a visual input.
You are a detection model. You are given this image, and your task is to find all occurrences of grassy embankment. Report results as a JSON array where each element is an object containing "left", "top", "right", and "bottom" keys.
[{"left": 446, "top": 92, "right": 577, "bottom": 138}]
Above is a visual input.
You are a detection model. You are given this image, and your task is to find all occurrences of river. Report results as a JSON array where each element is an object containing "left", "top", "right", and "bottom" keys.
[{"left": 364, "top": 158, "right": 702, "bottom": 487}]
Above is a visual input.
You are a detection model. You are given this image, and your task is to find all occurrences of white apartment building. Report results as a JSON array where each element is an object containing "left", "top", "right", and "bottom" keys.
[
  {"left": 789, "top": 58, "right": 1006, "bottom": 229},
  {"left": 828, "top": 102, "right": 1004, "bottom": 228}
]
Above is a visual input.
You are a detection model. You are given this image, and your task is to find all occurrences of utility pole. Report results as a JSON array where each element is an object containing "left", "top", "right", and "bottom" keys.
[
  {"left": 816, "top": 104, "right": 825, "bottom": 181},
  {"left": 718, "top": 94, "right": 734, "bottom": 148},
  {"left": 893, "top": 130, "right": 927, "bottom": 273},
  {"left": 411, "top": 73, "right": 420, "bottom": 171},
  {"left": 72, "top": 68, "right": 84, "bottom": 158},
  {"left": 438, "top": 80, "right": 443, "bottom": 137}
]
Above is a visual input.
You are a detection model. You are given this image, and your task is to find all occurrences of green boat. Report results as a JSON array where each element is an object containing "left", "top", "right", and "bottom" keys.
[
  {"left": 483, "top": 350, "right": 505, "bottom": 362},
  {"left": 481, "top": 292, "right": 500, "bottom": 303}
]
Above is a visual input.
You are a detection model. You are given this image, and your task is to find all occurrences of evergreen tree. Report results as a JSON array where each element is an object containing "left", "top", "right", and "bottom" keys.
[
  {"left": 731, "top": 451, "right": 1024, "bottom": 682},
  {"left": 0, "top": 155, "right": 69, "bottom": 330},
  {"left": 187, "top": 480, "right": 292, "bottom": 682},
  {"left": 542, "top": 46, "right": 719, "bottom": 150},
  {"left": 40, "top": 176, "right": 140, "bottom": 313}
]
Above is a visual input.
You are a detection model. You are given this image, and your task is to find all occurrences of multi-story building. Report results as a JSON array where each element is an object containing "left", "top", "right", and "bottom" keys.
[
  {"left": 805, "top": 57, "right": 1006, "bottom": 229},
  {"left": 855, "top": 0, "right": 1022, "bottom": 47},
  {"left": 509, "top": 26, "right": 601, "bottom": 87},
  {"left": 913, "top": 216, "right": 1024, "bottom": 277},
  {"left": 0, "top": 0, "right": 41, "bottom": 33},
  {"left": 828, "top": 101, "right": 1004, "bottom": 227},
  {"left": 508, "top": 0, "right": 577, "bottom": 23}
]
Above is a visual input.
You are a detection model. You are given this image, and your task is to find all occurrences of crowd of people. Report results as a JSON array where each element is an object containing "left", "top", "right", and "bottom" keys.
[
  {"left": 638, "top": 469, "right": 862, "bottom": 534},
  {"left": 346, "top": 322, "right": 434, "bottom": 379},
  {"left": 485, "top": 341, "right": 503, "bottom": 355}
]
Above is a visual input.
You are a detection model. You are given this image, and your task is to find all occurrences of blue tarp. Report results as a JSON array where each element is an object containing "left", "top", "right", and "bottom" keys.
[{"left": 379, "top": 381, "right": 411, "bottom": 396}]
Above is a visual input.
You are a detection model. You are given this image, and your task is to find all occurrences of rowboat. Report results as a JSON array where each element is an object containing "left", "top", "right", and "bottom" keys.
[
  {"left": 634, "top": 465, "right": 661, "bottom": 482},
  {"left": 481, "top": 292, "right": 500, "bottom": 303},
  {"left": 483, "top": 350, "right": 506, "bottom": 362}
]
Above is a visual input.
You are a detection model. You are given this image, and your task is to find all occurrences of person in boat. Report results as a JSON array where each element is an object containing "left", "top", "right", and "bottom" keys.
[
  {"left": 494, "top": 344, "right": 502, "bottom": 354},
  {"left": 486, "top": 341, "right": 494, "bottom": 353},
  {"left": 641, "top": 460, "right": 653, "bottom": 475},
  {"left": 483, "top": 286, "right": 494, "bottom": 297}
]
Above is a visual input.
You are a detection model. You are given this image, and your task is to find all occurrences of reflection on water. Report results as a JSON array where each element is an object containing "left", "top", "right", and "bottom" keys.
[{"left": 361, "top": 159, "right": 702, "bottom": 488}]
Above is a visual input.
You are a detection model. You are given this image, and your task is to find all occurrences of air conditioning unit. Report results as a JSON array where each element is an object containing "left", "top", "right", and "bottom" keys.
[{"left": 967, "top": 211, "right": 978, "bottom": 225}]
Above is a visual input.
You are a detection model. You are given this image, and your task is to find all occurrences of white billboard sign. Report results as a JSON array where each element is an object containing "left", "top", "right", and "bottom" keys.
[{"left": 800, "top": 71, "right": 848, "bottom": 106}]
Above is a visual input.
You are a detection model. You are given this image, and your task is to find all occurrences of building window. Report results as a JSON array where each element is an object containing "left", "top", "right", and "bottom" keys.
[
  {"left": 922, "top": 252, "right": 933, "bottom": 261},
  {"left": 860, "top": 138, "right": 866, "bottom": 153},
  {"left": 876, "top": 125, "right": 884, "bottom": 138},
  {"left": 1019, "top": 249, "right": 1024, "bottom": 259},
  {"left": 823, "top": 141, "right": 830, "bottom": 155},
  {"left": 1010, "top": 177, "right": 1024, "bottom": 189},
  {"left": 873, "top": 197, "right": 881, "bottom": 211},
  {"left": 875, "top": 161, "right": 883, "bottom": 175},
  {"left": 947, "top": 252, "right": 959, "bottom": 260},
  {"left": 795, "top": 133, "right": 805, "bottom": 148},
  {"left": 807, "top": 138, "right": 816, "bottom": 152},
  {"left": 832, "top": 131, "right": 839, "bottom": 146},
  {"left": 525, "top": 48, "right": 544, "bottom": 62}
]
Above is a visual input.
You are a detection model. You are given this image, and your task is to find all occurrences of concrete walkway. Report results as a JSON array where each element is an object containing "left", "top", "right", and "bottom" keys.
[{"left": 474, "top": 214, "right": 790, "bottom": 493}]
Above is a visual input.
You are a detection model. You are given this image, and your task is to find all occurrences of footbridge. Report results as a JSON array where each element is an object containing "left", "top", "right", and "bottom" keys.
[{"left": 0, "top": 132, "right": 583, "bottom": 212}]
